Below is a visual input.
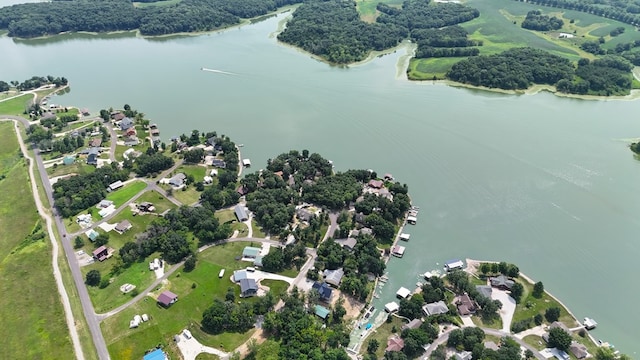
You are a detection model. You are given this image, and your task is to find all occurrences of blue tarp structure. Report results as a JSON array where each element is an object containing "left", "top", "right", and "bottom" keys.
[{"left": 143, "top": 349, "right": 166, "bottom": 360}]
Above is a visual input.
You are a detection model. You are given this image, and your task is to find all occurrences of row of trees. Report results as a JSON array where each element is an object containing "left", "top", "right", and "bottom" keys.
[
  {"left": 0, "top": 75, "right": 68, "bottom": 91},
  {"left": 0, "top": 0, "right": 303, "bottom": 37}
]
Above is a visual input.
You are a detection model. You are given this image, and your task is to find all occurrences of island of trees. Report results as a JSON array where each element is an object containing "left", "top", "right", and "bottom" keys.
[{"left": 521, "top": 10, "right": 564, "bottom": 31}]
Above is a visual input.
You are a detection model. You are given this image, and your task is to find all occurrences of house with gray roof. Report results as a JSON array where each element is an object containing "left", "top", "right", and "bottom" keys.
[
  {"left": 476, "top": 285, "right": 493, "bottom": 299},
  {"left": 422, "top": 300, "right": 449, "bottom": 316},
  {"left": 239, "top": 278, "right": 258, "bottom": 298},
  {"left": 312, "top": 282, "right": 333, "bottom": 302},
  {"left": 323, "top": 268, "right": 344, "bottom": 287},
  {"left": 402, "top": 319, "right": 423, "bottom": 331},
  {"left": 490, "top": 275, "right": 515, "bottom": 290},
  {"left": 118, "top": 117, "right": 134, "bottom": 131},
  {"left": 169, "top": 173, "right": 186, "bottom": 187},
  {"left": 569, "top": 342, "right": 588, "bottom": 359},
  {"left": 235, "top": 204, "right": 249, "bottom": 221}
]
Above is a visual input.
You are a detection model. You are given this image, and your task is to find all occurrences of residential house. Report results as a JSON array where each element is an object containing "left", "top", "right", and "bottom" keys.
[
  {"left": 236, "top": 185, "right": 249, "bottom": 196},
  {"left": 239, "top": 278, "right": 258, "bottom": 298},
  {"left": 311, "top": 282, "right": 333, "bottom": 302},
  {"left": 569, "top": 342, "right": 588, "bottom": 359},
  {"left": 89, "top": 138, "right": 102, "bottom": 147},
  {"left": 314, "top": 305, "right": 330, "bottom": 320},
  {"left": 235, "top": 204, "right": 249, "bottom": 222},
  {"left": 118, "top": 117, "right": 134, "bottom": 131},
  {"left": 97, "top": 200, "right": 114, "bottom": 209},
  {"left": 85, "top": 229, "right": 99, "bottom": 242},
  {"left": 92, "top": 246, "right": 109, "bottom": 262},
  {"left": 455, "top": 351, "right": 473, "bottom": 360},
  {"left": 402, "top": 319, "right": 423, "bottom": 331},
  {"left": 354, "top": 212, "right": 366, "bottom": 225},
  {"left": 212, "top": 159, "right": 226, "bottom": 168},
  {"left": 169, "top": 173, "right": 186, "bottom": 187},
  {"left": 111, "top": 112, "right": 125, "bottom": 121},
  {"left": 296, "top": 208, "right": 314, "bottom": 222},
  {"left": 490, "top": 275, "right": 515, "bottom": 290},
  {"left": 206, "top": 137, "right": 217, "bottom": 147},
  {"left": 157, "top": 290, "right": 178, "bottom": 307},
  {"left": 323, "top": 268, "right": 344, "bottom": 287},
  {"left": 114, "top": 220, "right": 132, "bottom": 234},
  {"left": 341, "top": 237, "right": 357, "bottom": 251},
  {"left": 456, "top": 294, "right": 476, "bottom": 315},
  {"left": 87, "top": 147, "right": 99, "bottom": 165},
  {"left": 242, "top": 246, "right": 261, "bottom": 259},
  {"left": 137, "top": 202, "right": 155, "bottom": 212},
  {"left": 125, "top": 127, "right": 137, "bottom": 137},
  {"left": 476, "top": 285, "right": 493, "bottom": 299},
  {"left": 385, "top": 336, "right": 405, "bottom": 352},
  {"left": 368, "top": 179, "right": 384, "bottom": 189},
  {"left": 422, "top": 301, "right": 449, "bottom": 316},
  {"left": 123, "top": 136, "right": 139, "bottom": 146}
]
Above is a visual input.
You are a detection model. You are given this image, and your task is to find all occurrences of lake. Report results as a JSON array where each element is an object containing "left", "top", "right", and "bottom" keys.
[{"left": 1, "top": 11, "right": 639, "bottom": 356}]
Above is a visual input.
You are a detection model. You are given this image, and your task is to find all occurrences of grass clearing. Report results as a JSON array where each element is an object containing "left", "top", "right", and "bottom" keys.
[
  {"left": 83, "top": 258, "right": 158, "bottom": 313},
  {"left": 0, "top": 93, "right": 33, "bottom": 115},
  {"left": 356, "top": 0, "right": 404, "bottom": 22},
  {"left": 106, "top": 181, "right": 147, "bottom": 207},
  {"left": 523, "top": 334, "right": 546, "bottom": 350},
  {"left": 176, "top": 164, "right": 207, "bottom": 181},
  {"left": 251, "top": 220, "right": 267, "bottom": 238},
  {"left": 512, "top": 278, "right": 577, "bottom": 327},
  {"left": 215, "top": 209, "right": 249, "bottom": 237},
  {"left": 101, "top": 247, "right": 267, "bottom": 360},
  {"left": 104, "top": 207, "right": 158, "bottom": 250},
  {"left": 136, "top": 190, "right": 176, "bottom": 214},
  {"left": 46, "top": 160, "right": 96, "bottom": 177},
  {"left": 0, "top": 123, "right": 74, "bottom": 359},
  {"left": 173, "top": 186, "right": 202, "bottom": 205}
]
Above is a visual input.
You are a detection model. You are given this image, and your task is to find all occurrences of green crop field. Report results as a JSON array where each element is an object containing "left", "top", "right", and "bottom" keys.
[{"left": 0, "top": 122, "right": 74, "bottom": 359}]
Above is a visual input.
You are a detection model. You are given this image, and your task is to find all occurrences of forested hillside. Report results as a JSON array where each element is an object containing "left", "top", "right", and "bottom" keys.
[
  {"left": 0, "top": 0, "right": 301, "bottom": 37},
  {"left": 278, "top": 0, "right": 479, "bottom": 63}
]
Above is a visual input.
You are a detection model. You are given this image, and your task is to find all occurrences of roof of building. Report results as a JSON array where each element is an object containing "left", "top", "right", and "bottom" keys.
[
  {"left": 402, "top": 318, "right": 423, "bottom": 331},
  {"left": 399, "top": 233, "right": 410, "bottom": 241},
  {"left": 108, "top": 180, "right": 123, "bottom": 190},
  {"left": 457, "top": 294, "right": 475, "bottom": 315},
  {"left": 314, "top": 305, "right": 330, "bottom": 319},
  {"left": 143, "top": 349, "right": 167, "bottom": 360},
  {"left": 550, "top": 321, "right": 571, "bottom": 332},
  {"left": 385, "top": 336, "right": 404, "bottom": 352},
  {"left": 384, "top": 301, "right": 399, "bottom": 313},
  {"left": 323, "top": 268, "right": 344, "bottom": 286},
  {"left": 445, "top": 259, "right": 465, "bottom": 270},
  {"left": 242, "top": 246, "right": 261, "bottom": 258},
  {"left": 312, "top": 282, "right": 333, "bottom": 301},
  {"left": 392, "top": 245, "right": 406, "bottom": 256},
  {"left": 157, "top": 290, "right": 178, "bottom": 306},
  {"left": 476, "top": 285, "right": 493, "bottom": 299},
  {"left": 490, "top": 275, "right": 515, "bottom": 289},
  {"left": 235, "top": 204, "right": 249, "bottom": 221},
  {"left": 63, "top": 155, "right": 75, "bottom": 165},
  {"left": 342, "top": 237, "right": 357, "bottom": 250},
  {"left": 115, "top": 220, "right": 132, "bottom": 233},
  {"left": 423, "top": 300, "right": 449, "bottom": 316},
  {"left": 85, "top": 229, "right": 99, "bottom": 241},
  {"left": 455, "top": 351, "right": 473, "bottom": 360},
  {"left": 396, "top": 287, "right": 411, "bottom": 299},
  {"left": 368, "top": 179, "right": 384, "bottom": 189},
  {"left": 569, "top": 342, "right": 588, "bottom": 359},
  {"left": 98, "top": 199, "right": 114, "bottom": 208},
  {"left": 239, "top": 278, "right": 258, "bottom": 294},
  {"left": 90, "top": 138, "right": 102, "bottom": 147},
  {"left": 233, "top": 269, "right": 249, "bottom": 282},
  {"left": 93, "top": 245, "right": 108, "bottom": 256},
  {"left": 119, "top": 117, "right": 134, "bottom": 130},
  {"left": 169, "top": 173, "right": 186, "bottom": 186}
]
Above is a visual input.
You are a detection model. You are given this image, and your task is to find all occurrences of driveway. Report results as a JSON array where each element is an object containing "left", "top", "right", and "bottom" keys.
[
  {"left": 492, "top": 289, "right": 516, "bottom": 333},
  {"left": 175, "top": 330, "right": 229, "bottom": 360}
]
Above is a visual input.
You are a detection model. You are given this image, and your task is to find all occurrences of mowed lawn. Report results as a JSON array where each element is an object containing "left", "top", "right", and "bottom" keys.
[
  {"left": 102, "top": 241, "right": 287, "bottom": 360},
  {"left": 106, "top": 180, "right": 147, "bottom": 207},
  {"left": 0, "top": 122, "right": 74, "bottom": 358},
  {"left": 0, "top": 93, "right": 33, "bottom": 115}
]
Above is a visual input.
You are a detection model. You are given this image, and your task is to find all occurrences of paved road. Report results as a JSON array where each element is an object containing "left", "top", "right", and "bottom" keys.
[
  {"left": 2, "top": 118, "right": 85, "bottom": 359},
  {"left": 4, "top": 115, "right": 111, "bottom": 360}
]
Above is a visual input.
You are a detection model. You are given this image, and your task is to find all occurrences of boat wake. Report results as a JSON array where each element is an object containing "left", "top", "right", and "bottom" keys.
[{"left": 201, "top": 67, "right": 237, "bottom": 76}]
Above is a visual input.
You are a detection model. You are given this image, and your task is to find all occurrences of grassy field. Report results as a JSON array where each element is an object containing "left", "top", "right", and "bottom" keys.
[
  {"left": 176, "top": 164, "right": 208, "bottom": 181},
  {"left": 215, "top": 209, "right": 249, "bottom": 237},
  {"left": 251, "top": 220, "right": 267, "bottom": 238},
  {"left": 356, "top": 0, "right": 404, "bottom": 23},
  {"left": 106, "top": 181, "right": 147, "bottom": 207},
  {"left": 408, "top": 0, "right": 632, "bottom": 80},
  {"left": 173, "top": 186, "right": 202, "bottom": 206},
  {"left": 511, "top": 278, "right": 577, "bottom": 327},
  {"left": 136, "top": 190, "right": 176, "bottom": 214},
  {"left": 0, "top": 122, "right": 74, "bottom": 359},
  {"left": 102, "top": 207, "right": 158, "bottom": 249},
  {"left": 83, "top": 257, "right": 158, "bottom": 313},
  {"left": 101, "top": 242, "right": 277, "bottom": 360},
  {"left": 0, "top": 93, "right": 33, "bottom": 115},
  {"left": 46, "top": 160, "right": 96, "bottom": 177}
]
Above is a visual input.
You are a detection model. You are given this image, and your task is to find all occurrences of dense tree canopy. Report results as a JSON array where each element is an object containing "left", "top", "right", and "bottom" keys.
[
  {"left": 0, "top": 0, "right": 302, "bottom": 37},
  {"left": 521, "top": 10, "right": 564, "bottom": 31},
  {"left": 510, "top": 0, "right": 640, "bottom": 28}
]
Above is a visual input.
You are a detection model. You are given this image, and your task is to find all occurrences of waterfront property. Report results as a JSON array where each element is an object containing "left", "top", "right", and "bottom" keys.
[
  {"left": 399, "top": 233, "right": 410, "bottom": 241},
  {"left": 396, "top": 287, "right": 411, "bottom": 299},
  {"left": 384, "top": 301, "right": 399, "bottom": 313},
  {"left": 391, "top": 245, "right": 405, "bottom": 257},
  {"left": 444, "top": 259, "right": 464, "bottom": 272},
  {"left": 323, "top": 268, "right": 344, "bottom": 287},
  {"left": 386, "top": 335, "right": 404, "bottom": 352},
  {"left": 489, "top": 275, "right": 514, "bottom": 290},
  {"left": 422, "top": 300, "right": 449, "bottom": 316}
]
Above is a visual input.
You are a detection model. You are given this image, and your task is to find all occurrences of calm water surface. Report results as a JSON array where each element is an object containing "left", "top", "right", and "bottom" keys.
[{"left": 1, "top": 12, "right": 639, "bottom": 355}]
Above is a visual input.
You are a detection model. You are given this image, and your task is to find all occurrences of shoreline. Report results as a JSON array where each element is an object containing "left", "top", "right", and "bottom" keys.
[{"left": 465, "top": 258, "right": 601, "bottom": 348}]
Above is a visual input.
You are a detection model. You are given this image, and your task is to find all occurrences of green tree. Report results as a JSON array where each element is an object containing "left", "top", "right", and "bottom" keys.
[
  {"left": 366, "top": 339, "right": 379, "bottom": 354},
  {"left": 73, "top": 236, "right": 84, "bottom": 249},
  {"left": 94, "top": 233, "right": 109, "bottom": 247},
  {"left": 524, "top": 349, "right": 534, "bottom": 359},
  {"left": 184, "top": 255, "right": 196, "bottom": 272},
  {"left": 85, "top": 269, "right": 101, "bottom": 286},
  {"left": 510, "top": 282, "right": 524, "bottom": 303},
  {"left": 545, "top": 307, "right": 561, "bottom": 322},
  {"left": 533, "top": 281, "right": 544, "bottom": 298},
  {"left": 547, "top": 327, "right": 572, "bottom": 351}
]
